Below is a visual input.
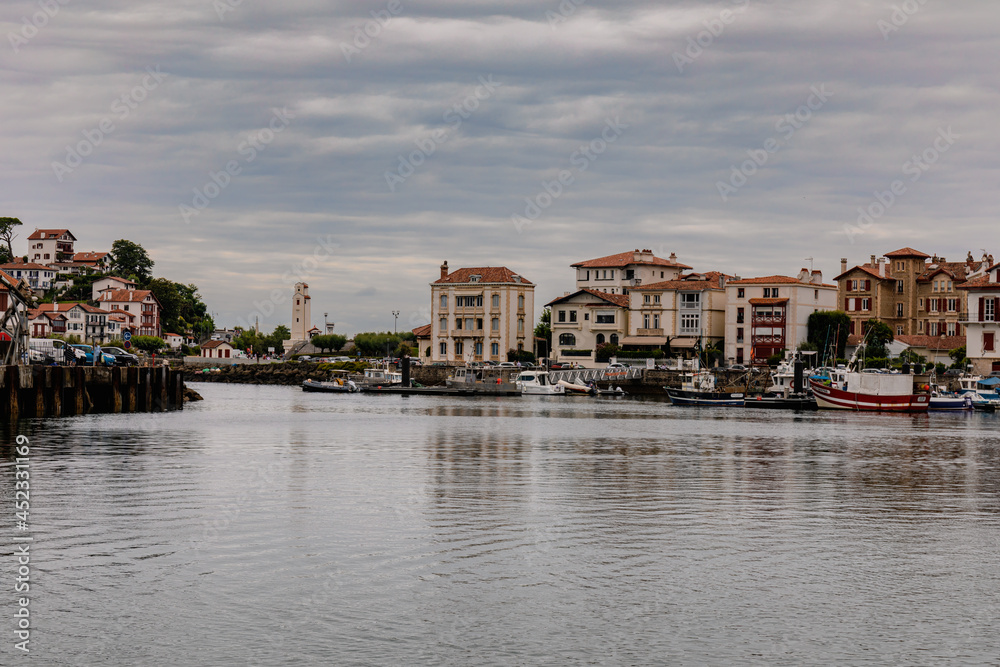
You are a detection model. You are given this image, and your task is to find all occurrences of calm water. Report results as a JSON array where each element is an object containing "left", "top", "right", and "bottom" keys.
[{"left": 2, "top": 383, "right": 1000, "bottom": 665}]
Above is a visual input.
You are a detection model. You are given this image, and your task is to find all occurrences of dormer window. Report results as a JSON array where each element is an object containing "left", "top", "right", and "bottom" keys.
[{"left": 470, "top": 275, "right": 481, "bottom": 283}]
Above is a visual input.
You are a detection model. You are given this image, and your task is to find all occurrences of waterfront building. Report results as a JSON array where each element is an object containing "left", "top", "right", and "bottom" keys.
[
  {"left": 27, "top": 229, "right": 76, "bottom": 265},
  {"left": 571, "top": 249, "right": 691, "bottom": 296},
  {"left": 164, "top": 332, "right": 184, "bottom": 350},
  {"left": 836, "top": 248, "right": 991, "bottom": 338},
  {"left": 429, "top": 261, "right": 534, "bottom": 364},
  {"left": 412, "top": 324, "right": 432, "bottom": 358},
  {"left": 92, "top": 276, "right": 136, "bottom": 300},
  {"left": 31, "top": 302, "right": 117, "bottom": 343},
  {"left": 97, "top": 289, "right": 161, "bottom": 338},
  {"left": 958, "top": 262, "right": 1000, "bottom": 374},
  {"left": 201, "top": 340, "right": 236, "bottom": 359},
  {"left": 626, "top": 272, "right": 730, "bottom": 357},
  {"left": 724, "top": 269, "right": 837, "bottom": 365},
  {"left": 547, "top": 290, "right": 629, "bottom": 366},
  {"left": 0, "top": 262, "right": 57, "bottom": 293}
]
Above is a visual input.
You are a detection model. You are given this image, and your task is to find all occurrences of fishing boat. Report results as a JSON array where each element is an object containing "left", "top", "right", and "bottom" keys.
[
  {"left": 956, "top": 376, "right": 1000, "bottom": 411},
  {"left": 302, "top": 377, "right": 360, "bottom": 393},
  {"left": 665, "top": 370, "right": 744, "bottom": 406},
  {"left": 808, "top": 339, "right": 930, "bottom": 413},
  {"left": 363, "top": 365, "right": 403, "bottom": 386},
  {"left": 446, "top": 366, "right": 520, "bottom": 395},
  {"left": 749, "top": 357, "right": 817, "bottom": 410},
  {"left": 514, "top": 370, "right": 565, "bottom": 395}
]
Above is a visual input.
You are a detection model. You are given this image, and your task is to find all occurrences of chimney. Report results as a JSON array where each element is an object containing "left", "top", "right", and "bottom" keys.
[
  {"left": 841, "top": 258, "right": 848, "bottom": 274},
  {"left": 440, "top": 261, "right": 448, "bottom": 280},
  {"left": 878, "top": 259, "right": 886, "bottom": 278},
  {"left": 798, "top": 268, "right": 809, "bottom": 282},
  {"left": 633, "top": 249, "right": 641, "bottom": 262},
  {"left": 870, "top": 254, "right": 876, "bottom": 266},
  {"left": 669, "top": 252, "right": 677, "bottom": 264},
  {"left": 811, "top": 270, "right": 822, "bottom": 285}
]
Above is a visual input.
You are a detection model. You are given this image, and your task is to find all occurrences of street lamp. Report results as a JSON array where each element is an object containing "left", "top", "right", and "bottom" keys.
[{"left": 392, "top": 310, "right": 400, "bottom": 334}]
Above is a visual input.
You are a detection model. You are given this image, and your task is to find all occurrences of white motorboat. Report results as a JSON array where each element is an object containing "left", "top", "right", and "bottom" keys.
[
  {"left": 514, "top": 371, "right": 565, "bottom": 395},
  {"left": 363, "top": 365, "right": 403, "bottom": 386}
]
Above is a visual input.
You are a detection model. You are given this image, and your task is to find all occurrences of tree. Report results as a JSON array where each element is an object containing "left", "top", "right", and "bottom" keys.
[
  {"left": 310, "top": 334, "right": 347, "bottom": 353},
  {"left": 109, "top": 239, "right": 154, "bottom": 283},
  {"left": 132, "top": 335, "right": 165, "bottom": 353},
  {"left": 807, "top": 310, "right": 851, "bottom": 361},
  {"left": 147, "top": 278, "right": 183, "bottom": 332},
  {"left": 862, "top": 319, "right": 894, "bottom": 359},
  {"left": 0, "top": 217, "right": 22, "bottom": 263},
  {"left": 948, "top": 345, "right": 967, "bottom": 369}
]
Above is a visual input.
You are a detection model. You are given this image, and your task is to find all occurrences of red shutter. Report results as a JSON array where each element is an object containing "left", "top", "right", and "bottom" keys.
[
  {"left": 844, "top": 298, "right": 850, "bottom": 311},
  {"left": 865, "top": 280, "right": 871, "bottom": 291},
  {"left": 994, "top": 298, "right": 999, "bottom": 321},
  {"left": 985, "top": 333, "right": 995, "bottom": 352},
  {"left": 980, "top": 297, "right": 986, "bottom": 322}
]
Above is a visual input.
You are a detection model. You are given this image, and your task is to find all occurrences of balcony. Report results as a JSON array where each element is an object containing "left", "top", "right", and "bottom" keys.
[
  {"left": 751, "top": 315, "right": 786, "bottom": 326},
  {"left": 752, "top": 334, "right": 785, "bottom": 345}
]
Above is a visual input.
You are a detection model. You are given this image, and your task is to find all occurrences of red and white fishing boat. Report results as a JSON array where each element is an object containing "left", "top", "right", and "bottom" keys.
[{"left": 808, "top": 341, "right": 929, "bottom": 412}]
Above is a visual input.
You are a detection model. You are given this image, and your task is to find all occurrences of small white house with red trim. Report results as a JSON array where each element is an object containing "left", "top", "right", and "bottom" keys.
[{"left": 200, "top": 340, "right": 235, "bottom": 359}]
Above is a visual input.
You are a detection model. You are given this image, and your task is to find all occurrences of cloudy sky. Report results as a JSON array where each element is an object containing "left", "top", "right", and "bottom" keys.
[{"left": 3, "top": 0, "right": 997, "bottom": 335}]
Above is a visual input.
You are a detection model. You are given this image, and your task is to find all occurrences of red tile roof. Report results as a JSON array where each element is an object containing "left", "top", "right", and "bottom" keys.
[
  {"left": 834, "top": 263, "right": 893, "bottom": 281},
  {"left": 546, "top": 289, "right": 629, "bottom": 308},
  {"left": 98, "top": 289, "right": 158, "bottom": 304},
  {"left": 571, "top": 250, "right": 692, "bottom": 270},
  {"left": 74, "top": 251, "right": 108, "bottom": 263},
  {"left": 729, "top": 275, "right": 806, "bottom": 284},
  {"left": 632, "top": 271, "right": 731, "bottom": 291},
  {"left": 884, "top": 247, "right": 930, "bottom": 258},
  {"left": 895, "top": 335, "right": 966, "bottom": 351},
  {"left": 201, "top": 340, "right": 232, "bottom": 350},
  {"left": 412, "top": 324, "right": 432, "bottom": 338},
  {"left": 27, "top": 229, "right": 75, "bottom": 241},
  {"left": 1, "top": 263, "right": 55, "bottom": 271},
  {"left": 433, "top": 267, "right": 533, "bottom": 286},
  {"left": 957, "top": 274, "right": 1000, "bottom": 291}
]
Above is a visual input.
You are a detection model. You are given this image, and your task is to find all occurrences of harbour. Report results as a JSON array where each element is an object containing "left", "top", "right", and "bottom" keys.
[{"left": 7, "top": 382, "right": 1000, "bottom": 665}]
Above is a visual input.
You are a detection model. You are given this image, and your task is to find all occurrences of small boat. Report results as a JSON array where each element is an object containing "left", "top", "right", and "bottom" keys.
[
  {"left": 665, "top": 370, "right": 744, "bottom": 406},
  {"left": 302, "top": 377, "right": 359, "bottom": 393},
  {"left": 747, "top": 394, "right": 817, "bottom": 410},
  {"left": 514, "top": 371, "right": 565, "bottom": 395},
  {"left": 557, "top": 379, "right": 596, "bottom": 395},
  {"left": 956, "top": 375, "right": 1000, "bottom": 411},
  {"left": 446, "top": 366, "right": 520, "bottom": 394},
  {"left": 363, "top": 365, "right": 403, "bottom": 386},
  {"left": 928, "top": 384, "right": 973, "bottom": 411}
]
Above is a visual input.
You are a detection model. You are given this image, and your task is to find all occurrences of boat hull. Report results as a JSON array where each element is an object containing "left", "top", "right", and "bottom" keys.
[
  {"left": 929, "top": 395, "right": 973, "bottom": 411},
  {"left": 746, "top": 395, "right": 818, "bottom": 410},
  {"left": 302, "top": 379, "right": 358, "bottom": 393},
  {"left": 665, "top": 387, "right": 744, "bottom": 406},
  {"left": 808, "top": 379, "right": 928, "bottom": 412}
]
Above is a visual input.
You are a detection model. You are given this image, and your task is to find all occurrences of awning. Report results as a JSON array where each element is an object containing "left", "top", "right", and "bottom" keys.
[
  {"left": 979, "top": 377, "right": 1000, "bottom": 386},
  {"left": 668, "top": 337, "right": 699, "bottom": 348},
  {"left": 749, "top": 297, "right": 789, "bottom": 305},
  {"left": 620, "top": 336, "right": 667, "bottom": 346}
]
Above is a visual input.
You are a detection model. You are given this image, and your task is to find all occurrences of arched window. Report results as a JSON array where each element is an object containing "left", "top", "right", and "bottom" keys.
[
  {"left": 559, "top": 333, "right": 576, "bottom": 346},
  {"left": 596, "top": 333, "right": 605, "bottom": 345},
  {"left": 610, "top": 334, "right": 619, "bottom": 345}
]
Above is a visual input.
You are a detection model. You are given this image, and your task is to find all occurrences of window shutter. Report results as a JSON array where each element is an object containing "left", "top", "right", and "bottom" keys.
[
  {"left": 986, "top": 332, "right": 995, "bottom": 352},
  {"left": 865, "top": 280, "right": 870, "bottom": 291},
  {"left": 994, "top": 298, "right": 999, "bottom": 321},
  {"left": 980, "top": 297, "right": 986, "bottom": 322},
  {"left": 844, "top": 298, "right": 850, "bottom": 311}
]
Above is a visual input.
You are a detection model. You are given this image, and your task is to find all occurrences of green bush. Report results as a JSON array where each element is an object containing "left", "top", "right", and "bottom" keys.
[{"left": 863, "top": 357, "right": 889, "bottom": 369}]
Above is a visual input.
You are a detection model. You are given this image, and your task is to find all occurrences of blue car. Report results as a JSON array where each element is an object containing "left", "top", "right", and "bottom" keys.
[{"left": 69, "top": 344, "right": 115, "bottom": 365}]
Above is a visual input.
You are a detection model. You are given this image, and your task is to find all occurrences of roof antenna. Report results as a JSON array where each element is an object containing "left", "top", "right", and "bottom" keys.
[{"left": 804, "top": 257, "right": 814, "bottom": 272}]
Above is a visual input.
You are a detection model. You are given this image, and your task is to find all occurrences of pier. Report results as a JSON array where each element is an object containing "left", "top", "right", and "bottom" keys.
[{"left": 0, "top": 365, "right": 185, "bottom": 421}]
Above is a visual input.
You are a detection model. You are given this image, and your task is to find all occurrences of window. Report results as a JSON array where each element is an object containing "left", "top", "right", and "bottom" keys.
[
  {"left": 610, "top": 334, "right": 619, "bottom": 345},
  {"left": 737, "top": 307, "right": 744, "bottom": 324},
  {"left": 491, "top": 342, "right": 499, "bottom": 356},
  {"left": 625, "top": 269, "right": 634, "bottom": 280},
  {"left": 643, "top": 314, "right": 650, "bottom": 328},
  {"left": 932, "top": 281, "right": 939, "bottom": 293},
  {"left": 918, "top": 320, "right": 924, "bottom": 332},
  {"left": 654, "top": 295, "right": 660, "bottom": 304},
  {"left": 440, "top": 341, "right": 447, "bottom": 355},
  {"left": 596, "top": 333, "right": 605, "bottom": 345},
  {"left": 518, "top": 318, "right": 524, "bottom": 332},
  {"left": 584, "top": 313, "right": 589, "bottom": 321},
  {"left": 475, "top": 342, "right": 483, "bottom": 355},
  {"left": 897, "top": 261, "right": 904, "bottom": 271},
  {"left": 772, "top": 288, "right": 779, "bottom": 298},
  {"left": 518, "top": 295, "right": 525, "bottom": 310},
  {"left": 491, "top": 318, "right": 499, "bottom": 331},
  {"left": 897, "top": 280, "right": 904, "bottom": 294},
  {"left": 456, "top": 318, "right": 463, "bottom": 330},
  {"left": 897, "top": 303, "right": 903, "bottom": 317},
  {"left": 596, "top": 313, "right": 615, "bottom": 324},
  {"left": 986, "top": 299, "right": 996, "bottom": 322},
  {"left": 558, "top": 310, "right": 566, "bottom": 322},
  {"left": 492, "top": 294, "right": 500, "bottom": 308},
  {"left": 947, "top": 281, "right": 953, "bottom": 292},
  {"left": 439, "top": 318, "right": 447, "bottom": 331},
  {"left": 814, "top": 289, "right": 818, "bottom": 299},
  {"left": 559, "top": 333, "right": 576, "bottom": 346},
  {"left": 456, "top": 341, "right": 464, "bottom": 355},
  {"left": 897, "top": 325, "right": 903, "bottom": 335},
  {"left": 569, "top": 311, "right": 577, "bottom": 323},
  {"left": 737, "top": 288, "right": 745, "bottom": 298},
  {"left": 680, "top": 293, "right": 700, "bottom": 308},
  {"left": 440, "top": 295, "right": 448, "bottom": 309},
  {"left": 644, "top": 294, "right": 650, "bottom": 304},
  {"left": 947, "top": 322, "right": 956, "bottom": 336},
  {"left": 736, "top": 327, "right": 744, "bottom": 343},
  {"left": 948, "top": 298, "right": 957, "bottom": 312},
  {"left": 465, "top": 318, "right": 474, "bottom": 330},
  {"left": 653, "top": 314, "right": 660, "bottom": 328},
  {"left": 862, "top": 298, "right": 870, "bottom": 311},
  {"left": 476, "top": 318, "right": 483, "bottom": 330},
  {"left": 919, "top": 298, "right": 924, "bottom": 310},
  {"left": 763, "top": 288, "right": 770, "bottom": 298},
  {"left": 680, "top": 313, "right": 699, "bottom": 333}
]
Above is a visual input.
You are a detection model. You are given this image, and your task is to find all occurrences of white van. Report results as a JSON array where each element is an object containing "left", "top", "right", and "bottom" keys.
[{"left": 28, "top": 338, "right": 70, "bottom": 364}]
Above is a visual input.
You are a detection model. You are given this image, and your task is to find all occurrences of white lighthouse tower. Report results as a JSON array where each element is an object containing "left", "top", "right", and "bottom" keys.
[{"left": 284, "top": 282, "right": 312, "bottom": 352}]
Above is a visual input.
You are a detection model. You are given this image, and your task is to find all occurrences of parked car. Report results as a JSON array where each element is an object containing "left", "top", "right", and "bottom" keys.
[
  {"left": 728, "top": 364, "right": 748, "bottom": 371},
  {"left": 606, "top": 362, "right": 628, "bottom": 369},
  {"left": 102, "top": 346, "right": 140, "bottom": 366},
  {"left": 497, "top": 362, "right": 518, "bottom": 368},
  {"left": 69, "top": 344, "right": 115, "bottom": 365}
]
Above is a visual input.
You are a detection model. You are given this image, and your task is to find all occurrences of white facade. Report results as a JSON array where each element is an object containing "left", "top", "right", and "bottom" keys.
[
  {"left": 627, "top": 273, "right": 729, "bottom": 355},
  {"left": 724, "top": 270, "right": 837, "bottom": 365},
  {"left": 1, "top": 263, "right": 56, "bottom": 292},
  {"left": 27, "top": 229, "right": 76, "bottom": 265},
  {"left": 289, "top": 282, "right": 311, "bottom": 343},
  {"left": 572, "top": 249, "right": 690, "bottom": 296},
  {"left": 429, "top": 262, "right": 534, "bottom": 363},
  {"left": 92, "top": 276, "right": 136, "bottom": 300},
  {"left": 549, "top": 290, "right": 628, "bottom": 367},
  {"left": 960, "top": 264, "right": 1000, "bottom": 375}
]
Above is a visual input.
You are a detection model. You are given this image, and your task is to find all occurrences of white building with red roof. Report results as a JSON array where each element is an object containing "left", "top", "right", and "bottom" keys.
[
  {"left": 958, "top": 263, "right": 1000, "bottom": 374},
  {"left": 0, "top": 262, "right": 56, "bottom": 292},
  {"left": 547, "top": 289, "right": 630, "bottom": 366},
  {"left": 724, "top": 269, "right": 837, "bottom": 366},
  {"left": 92, "top": 276, "right": 137, "bottom": 300},
  {"left": 429, "top": 261, "right": 534, "bottom": 363},
  {"left": 201, "top": 339, "right": 235, "bottom": 359},
  {"left": 571, "top": 249, "right": 691, "bottom": 296},
  {"left": 97, "top": 289, "right": 161, "bottom": 338},
  {"left": 627, "top": 271, "right": 732, "bottom": 356},
  {"left": 27, "top": 229, "right": 76, "bottom": 265},
  {"left": 30, "top": 302, "right": 119, "bottom": 342}
]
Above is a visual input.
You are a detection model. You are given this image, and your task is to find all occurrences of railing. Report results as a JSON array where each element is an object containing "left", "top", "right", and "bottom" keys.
[
  {"left": 548, "top": 366, "right": 645, "bottom": 384},
  {"left": 752, "top": 335, "right": 785, "bottom": 345},
  {"left": 751, "top": 316, "right": 786, "bottom": 325}
]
